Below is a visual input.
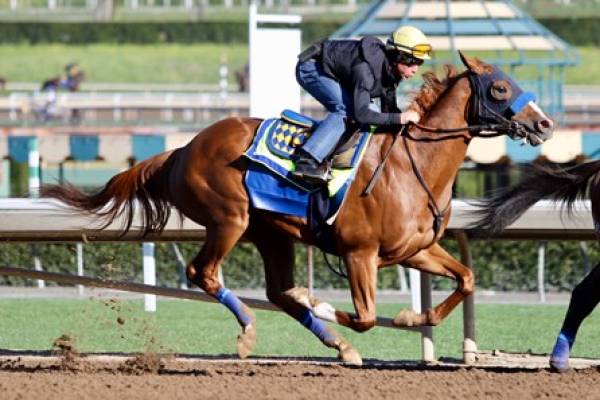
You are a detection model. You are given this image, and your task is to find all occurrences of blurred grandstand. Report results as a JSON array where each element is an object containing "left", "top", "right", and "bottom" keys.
[
  {"left": 0, "top": 85, "right": 599, "bottom": 128},
  {"left": 0, "top": 0, "right": 599, "bottom": 20},
  {"left": 1, "top": 0, "right": 600, "bottom": 198}
]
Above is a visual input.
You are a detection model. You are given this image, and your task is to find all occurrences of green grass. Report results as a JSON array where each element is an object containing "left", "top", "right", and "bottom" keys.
[
  {"left": 0, "top": 43, "right": 249, "bottom": 84},
  {"left": 0, "top": 44, "right": 597, "bottom": 85},
  {"left": 1, "top": 298, "right": 600, "bottom": 361}
]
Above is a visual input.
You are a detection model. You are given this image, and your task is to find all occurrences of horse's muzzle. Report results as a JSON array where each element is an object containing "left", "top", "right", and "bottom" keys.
[
  {"left": 531, "top": 118, "right": 555, "bottom": 145},
  {"left": 535, "top": 118, "right": 554, "bottom": 137}
]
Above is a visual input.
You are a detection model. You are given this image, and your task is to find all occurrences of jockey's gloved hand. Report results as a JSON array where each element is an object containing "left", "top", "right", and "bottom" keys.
[{"left": 400, "top": 110, "right": 420, "bottom": 125}]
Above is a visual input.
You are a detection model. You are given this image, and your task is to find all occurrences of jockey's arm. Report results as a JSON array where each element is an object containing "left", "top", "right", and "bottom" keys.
[
  {"left": 350, "top": 64, "right": 402, "bottom": 127},
  {"left": 381, "top": 86, "right": 401, "bottom": 113}
]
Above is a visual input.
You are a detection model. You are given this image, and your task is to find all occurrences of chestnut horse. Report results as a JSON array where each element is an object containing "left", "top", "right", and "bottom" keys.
[
  {"left": 42, "top": 52, "right": 553, "bottom": 365},
  {"left": 471, "top": 160, "right": 600, "bottom": 372}
]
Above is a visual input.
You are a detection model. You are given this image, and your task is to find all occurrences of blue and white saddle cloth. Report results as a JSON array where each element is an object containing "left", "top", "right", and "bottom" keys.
[{"left": 243, "top": 109, "right": 372, "bottom": 221}]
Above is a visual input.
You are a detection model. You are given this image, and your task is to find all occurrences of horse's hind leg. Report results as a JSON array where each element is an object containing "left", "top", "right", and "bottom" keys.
[
  {"left": 186, "top": 225, "right": 256, "bottom": 359},
  {"left": 550, "top": 260, "right": 600, "bottom": 371},
  {"left": 249, "top": 224, "right": 362, "bottom": 365}
]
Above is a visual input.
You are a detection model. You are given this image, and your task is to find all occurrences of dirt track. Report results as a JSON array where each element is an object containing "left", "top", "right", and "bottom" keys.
[{"left": 1, "top": 352, "right": 600, "bottom": 400}]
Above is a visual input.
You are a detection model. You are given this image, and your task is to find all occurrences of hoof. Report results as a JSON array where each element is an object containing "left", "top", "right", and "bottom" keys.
[
  {"left": 338, "top": 341, "right": 362, "bottom": 366},
  {"left": 549, "top": 357, "right": 569, "bottom": 373},
  {"left": 236, "top": 323, "right": 256, "bottom": 359},
  {"left": 393, "top": 309, "right": 419, "bottom": 327},
  {"left": 393, "top": 309, "right": 435, "bottom": 327},
  {"left": 549, "top": 333, "right": 572, "bottom": 373}
]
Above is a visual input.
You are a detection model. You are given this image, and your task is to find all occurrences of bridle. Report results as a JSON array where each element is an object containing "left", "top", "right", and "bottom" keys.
[
  {"left": 410, "top": 70, "right": 533, "bottom": 141},
  {"left": 364, "top": 69, "right": 539, "bottom": 242}
]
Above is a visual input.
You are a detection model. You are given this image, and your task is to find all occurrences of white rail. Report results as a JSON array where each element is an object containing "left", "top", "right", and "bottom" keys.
[{"left": 0, "top": 198, "right": 592, "bottom": 241}]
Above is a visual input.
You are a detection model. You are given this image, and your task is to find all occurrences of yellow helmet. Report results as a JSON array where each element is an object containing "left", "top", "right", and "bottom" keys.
[{"left": 387, "top": 26, "right": 432, "bottom": 60}]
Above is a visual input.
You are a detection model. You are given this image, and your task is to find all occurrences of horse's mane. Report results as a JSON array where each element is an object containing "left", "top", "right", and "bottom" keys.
[{"left": 408, "top": 65, "right": 461, "bottom": 118}]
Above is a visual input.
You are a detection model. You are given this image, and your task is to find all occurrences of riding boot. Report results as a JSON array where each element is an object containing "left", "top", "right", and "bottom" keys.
[{"left": 292, "top": 148, "right": 331, "bottom": 184}]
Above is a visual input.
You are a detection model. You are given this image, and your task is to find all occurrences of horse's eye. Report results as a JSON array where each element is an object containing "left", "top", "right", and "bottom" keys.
[{"left": 490, "top": 80, "right": 512, "bottom": 101}]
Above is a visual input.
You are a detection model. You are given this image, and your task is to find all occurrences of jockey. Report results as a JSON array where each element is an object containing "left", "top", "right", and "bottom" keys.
[
  {"left": 60, "top": 63, "right": 81, "bottom": 92},
  {"left": 293, "top": 26, "right": 432, "bottom": 183}
]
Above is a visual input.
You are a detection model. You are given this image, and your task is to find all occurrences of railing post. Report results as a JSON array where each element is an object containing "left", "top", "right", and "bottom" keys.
[
  {"left": 171, "top": 243, "right": 188, "bottom": 289},
  {"left": 8, "top": 92, "right": 17, "bottom": 122},
  {"left": 410, "top": 269, "right": 435, "bottom": 362},
  {"left": 537, "top": 241, "right": 546, "bottom": 303},
  {"left": 409, "top": 269, "right": 421, "bottom": 312},
  {"left": 29, "top": 137, "right": 45, "bottom": 289},
  {"left": 456, "top": 230, "right": 477, "bottom": 364},
  {"left": 113, "top": 93, "right": 122, "bottom": 121},
  {"left": 76, "top": 243, "right": 85, "bottom": 295},
  {"left": 397, "top": 264, "right": 408, "bottom": 293},
  {"left": 420, "top": 271, "right": 434, "bottom": 362},
  {"left": 219, "top": 56, "right": 229, "bottom": 99},
  {"left": 142, "top": 242, "right": 156, "bottom": 312}
]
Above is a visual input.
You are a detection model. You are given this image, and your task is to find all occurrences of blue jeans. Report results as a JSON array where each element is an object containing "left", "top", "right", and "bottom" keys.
[{"left": 296, "top": 60, "right": 353, "bottom": 163}]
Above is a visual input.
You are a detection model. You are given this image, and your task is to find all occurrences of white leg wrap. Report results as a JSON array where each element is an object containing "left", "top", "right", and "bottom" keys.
[{"left": 313, "top": 301, "right": 338, "bottom": 323}]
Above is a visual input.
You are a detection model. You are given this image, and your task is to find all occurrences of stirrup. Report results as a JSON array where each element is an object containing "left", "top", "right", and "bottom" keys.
[
  {"left": 292, "top": 156, "right": 332, "bottom": 184},
  {"left": 295, "top": 166, "right": 332, "bottom": 184}
]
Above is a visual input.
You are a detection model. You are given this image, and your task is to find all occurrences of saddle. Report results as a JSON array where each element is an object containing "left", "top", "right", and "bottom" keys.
[
  {"left": 266, "top": 109, "right": 363, "bottom": 170},
  {"left": 243, "top": 111, "right": 373, "bottom": 240}
]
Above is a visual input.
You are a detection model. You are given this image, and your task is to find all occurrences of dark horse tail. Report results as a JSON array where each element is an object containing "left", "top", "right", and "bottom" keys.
[
  {"left": 41, "top": 150, "right": 176, "bottom": 236},
  {"left": 472, "top": 160, "right": 600, "bottom": 234}
]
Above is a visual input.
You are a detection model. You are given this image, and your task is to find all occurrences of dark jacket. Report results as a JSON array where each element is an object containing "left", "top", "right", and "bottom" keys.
[{"left": 318, "top": 36, "right": 402, "bottom": 126}]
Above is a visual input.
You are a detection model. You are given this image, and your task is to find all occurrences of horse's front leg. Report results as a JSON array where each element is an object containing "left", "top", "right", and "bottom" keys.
[
  {"left": 394, "top": 244, "right": 474, "bottom": 327},
  {"left": 286, "top": 249, "right": 379, "bottom": 333}
]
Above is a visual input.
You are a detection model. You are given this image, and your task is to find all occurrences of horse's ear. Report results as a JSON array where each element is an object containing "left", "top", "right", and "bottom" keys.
[{"left": 458, "top": 50, "right": 489, "bottom": 74}]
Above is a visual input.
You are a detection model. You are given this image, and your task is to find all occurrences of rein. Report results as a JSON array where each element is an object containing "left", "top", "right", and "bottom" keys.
[
  {"left": 412, "top": 121, "right": 510, "bottom": 137},
  {"left": 362, "top": 126, "right": 404, "bottom": 195},
  {"left": 402, "top": 134, "right": 450, "bottom": 241}
]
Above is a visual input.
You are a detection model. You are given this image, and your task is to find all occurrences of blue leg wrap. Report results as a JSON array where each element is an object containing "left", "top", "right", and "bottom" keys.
[
  {"left": 297, "top": 309, "right": 336, "bottom": 344},
  {"left": 215, "top": 287, "right": 252, "bottom": 327},
  {"left": 550, "top": 331, "right": 575, "bottom": 371}
]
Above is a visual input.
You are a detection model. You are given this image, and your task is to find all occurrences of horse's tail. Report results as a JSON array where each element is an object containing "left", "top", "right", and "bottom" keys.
[
  {"left": 471, "top": 160, "right": 600, "bottom": 234},
  {"left": 41, "top": 150, "right": 176, "bottom": 236}
]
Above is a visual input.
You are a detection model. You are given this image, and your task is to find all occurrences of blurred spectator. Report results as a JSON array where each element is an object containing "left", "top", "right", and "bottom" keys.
[
  {"left": 39, "top": 62, "right": 85, "bottom": 122},
  {"left": 0, "top": 77, "right": 5, "bottom": 91},
  {"left": 235, "top": 63, "right": 249, "bottom": 92}
]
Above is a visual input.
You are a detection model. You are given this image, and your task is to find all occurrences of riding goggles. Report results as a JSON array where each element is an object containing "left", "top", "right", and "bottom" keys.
[
  {"left": 390, "top": 43, "right": 433, "bottom": 59},
  {"left": 392, "top": 52, "right": 425, "bottom": 66}
]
